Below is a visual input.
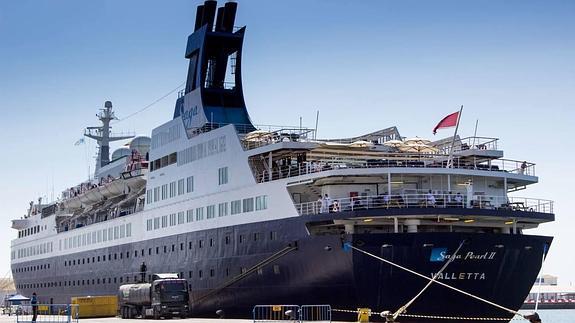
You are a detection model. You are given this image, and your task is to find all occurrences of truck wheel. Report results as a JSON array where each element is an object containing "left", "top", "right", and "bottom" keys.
[
  {"left": 153, "top": 307, "right": 160, "bottom": 320},
  {"left": 120, "top": 307, "right": 126, "bottom": 319}
]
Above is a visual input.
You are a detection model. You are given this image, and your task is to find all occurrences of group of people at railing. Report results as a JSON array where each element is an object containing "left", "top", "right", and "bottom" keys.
[
  {"left": 302, "top": 191, "right": 547, "bottom": 215},
  {"left": 311, "top": 191, "right": 469, "bottom": 214}
]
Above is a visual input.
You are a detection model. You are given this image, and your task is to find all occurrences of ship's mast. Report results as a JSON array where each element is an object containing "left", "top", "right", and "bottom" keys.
[{"left": 84, "top": 101, "right": 134, "bottom": 177}]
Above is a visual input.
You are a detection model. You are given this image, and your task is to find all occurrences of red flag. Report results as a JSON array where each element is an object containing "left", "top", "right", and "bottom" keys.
[{"left": 433, "top": 111, "right": 459, "bottom": 134}]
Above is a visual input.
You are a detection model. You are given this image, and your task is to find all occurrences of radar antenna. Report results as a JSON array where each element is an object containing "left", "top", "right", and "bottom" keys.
[{"left": 84, "top": 101, "right": 134, "bottom": 176}]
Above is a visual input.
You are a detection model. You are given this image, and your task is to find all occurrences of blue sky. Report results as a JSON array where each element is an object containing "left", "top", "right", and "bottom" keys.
[{"left": 0, "top": 0, "right": 574, "bottom": 283}]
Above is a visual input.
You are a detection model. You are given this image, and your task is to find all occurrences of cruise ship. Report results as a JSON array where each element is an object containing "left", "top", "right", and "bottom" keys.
[{"left": 11, "top": 1, "right": 554, "bottom": 322}]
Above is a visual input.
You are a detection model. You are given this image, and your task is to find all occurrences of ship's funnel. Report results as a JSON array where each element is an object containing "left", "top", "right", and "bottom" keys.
[
  {"left": 215, "top": 7, "right": 225, "bottom": 32},
  {"left": 201, "top": 0, "right": 217, "bottom": 31},
  {"left": 222, "top": 2, "right": 237, "bottom": 32},
  {"left": 194, "top": 5, "right": 205, "bottom": 31}
]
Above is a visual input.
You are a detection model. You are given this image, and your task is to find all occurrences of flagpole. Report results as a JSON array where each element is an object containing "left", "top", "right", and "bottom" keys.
[{"left": 446, "top": 105, "right": 463, "bottom": 168}]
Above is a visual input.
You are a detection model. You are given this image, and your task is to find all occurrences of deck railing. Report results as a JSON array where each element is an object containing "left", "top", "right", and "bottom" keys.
[
  {"left": 295, "top": 193, "right": 553, "bottom": 216},
  {"left": 256, "top": 157, "right": 536, "bottom": 183}
]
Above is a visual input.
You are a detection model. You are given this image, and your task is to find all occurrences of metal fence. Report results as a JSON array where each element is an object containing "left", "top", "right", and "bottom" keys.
[
  {"left": 253, "top": 305, "right": 331, "bottom": 323},
  {"left": 15, "top": 304, "right": 79, "bottom": 323},
  {"left": 296, "top": 193, "right": 554, "bottom": 216},
  {"left": 300, "top": 305, "right": 331, "bottom": 322},
  {"left": 253, "top": 305, "right": 301, "bottom": 322}
]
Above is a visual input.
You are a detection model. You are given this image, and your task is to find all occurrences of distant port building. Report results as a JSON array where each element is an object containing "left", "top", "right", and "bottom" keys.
[{"left": 523, "top": 275, "right": 575, "bottom": 309}]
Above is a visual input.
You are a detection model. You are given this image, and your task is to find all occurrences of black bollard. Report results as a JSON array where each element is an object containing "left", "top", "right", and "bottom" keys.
[{"left": 524, "top": 312, "right": 542, "bottom": 323}]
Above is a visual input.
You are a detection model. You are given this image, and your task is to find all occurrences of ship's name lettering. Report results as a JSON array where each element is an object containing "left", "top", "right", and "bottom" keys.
[
  {"left": 182, "top": 105, "right": 199, "bottom": 128},
  {"left": 441, "top": 251, "right": 496, "bottom": 261},
  {"left": 430, "top": 272, "right": 486, "bottom": 280}
]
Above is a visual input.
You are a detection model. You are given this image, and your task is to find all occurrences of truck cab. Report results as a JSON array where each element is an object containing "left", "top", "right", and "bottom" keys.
[{"left": 151, "top": 277, "right": 189, "bottom": 319}]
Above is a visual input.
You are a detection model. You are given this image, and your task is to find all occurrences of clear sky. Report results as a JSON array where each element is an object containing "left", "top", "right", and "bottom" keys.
[{"left": 0, "top": 0, "right": 574, "bottom": 284}]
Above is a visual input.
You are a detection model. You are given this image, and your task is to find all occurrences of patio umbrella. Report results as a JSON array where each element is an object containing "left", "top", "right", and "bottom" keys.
[
  {"left": 400, "top": 143, "right": 439, "bottom": 153},
  {"left": 349, "top": 140, "right": 374, "bottom": 148},
  {"left": 404, "top": 137, "right": 431, "bottom": 145},
  {"left": 7, "top": 294, "right": 30, "bottom": 302},
  {"left": 383, "top": 140, "right": 404, "bottom": 148}
]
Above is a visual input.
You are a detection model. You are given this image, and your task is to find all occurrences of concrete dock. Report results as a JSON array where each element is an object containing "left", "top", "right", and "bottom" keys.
[{"left": 0, "top": 315, "right": 349, "bottom": 323}]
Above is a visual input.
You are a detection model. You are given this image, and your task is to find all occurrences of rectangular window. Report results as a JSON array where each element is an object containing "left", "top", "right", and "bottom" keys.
[
  {"left": 146, "top": 189, "right": 152, "bottom": 204},
  {"left": 114, "top": 226, "right": 119, "bottom": 240},
  {"left": 186, "top": 176, "right": 194, "bottom": 193},
  {"left": 154, "top": 187, "right": 160, "bottom": 202},
  {"left": 206, "top": 205, "right": 215, "bottom": 219},
  {"left": 196, "top": 207, "right": 204, "bottom": 221},
  {"left": 256, "top": 195, "right": 268, "bottom": 210},
  {"left": 161, "top": 215, "right": 168, "bottom": 228},
  {"left": 153, "top": 217, "right": 160, "bottom": 230},
  {"left": 161, "top": 184, "right": 168, "bottom": 200},
  {"left": 126, "top": 223, "right": 132, "bottom": 237},
  {"left": 177, "top": 212, "right": 185, "bottom": 224},
  {"left": 97, "top": 230, "right": 102, "bottom": 243},
  {"left": 178, "top": 179, "right": 185, "bottom": 195},
  {"left": 186, "top": 209, "right": 193, "bottom": 222},
  {"left": 242, "top": 198, "right": 254, "bottom": 213},
  {"left": 169, "top": 213, "right": 176, "bottom": 226},
  {"left": 218, "top": 167, "right": 228, "bottom": 185},
  {"left": 119, "top": 224, "right": 126, "bottom": 238},
  {"left": 231, "top": 200, "right": 241, "bottom": 215},
  {"left": 218, "top": 202, "right": 228, "bottom": 217},
  {"left": 169, "top": 181, "right": 176, "bottom": 198}
]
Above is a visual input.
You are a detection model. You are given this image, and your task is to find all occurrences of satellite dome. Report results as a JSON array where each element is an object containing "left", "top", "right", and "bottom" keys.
[
  {"left": 129, "top": 136, "right": 151, "bottom": 157},
  {"left": 111, "top": 147, "right": 131, "bottom": 161}
]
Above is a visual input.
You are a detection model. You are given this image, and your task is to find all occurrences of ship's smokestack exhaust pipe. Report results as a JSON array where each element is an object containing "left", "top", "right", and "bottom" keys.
[
  {"left": 215, "top": 7, "right": 225, "bottom": 32},
  {"left": 194, "top": 5, "right": 205, "bottom": 31},
  {"left": 195, "top": 1, "right": 237, "bottom": 33},
  {"left": 222, "top": 1, "right": 237, "bottom": 32},
  {"left": 201, "top": 0, "right": 217, "bottom": 31}
]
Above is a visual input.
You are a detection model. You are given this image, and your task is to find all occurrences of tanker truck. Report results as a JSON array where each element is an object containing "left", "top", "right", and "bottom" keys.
[{"left": 118, "top": 273, "right": 189, "bottom": 319}]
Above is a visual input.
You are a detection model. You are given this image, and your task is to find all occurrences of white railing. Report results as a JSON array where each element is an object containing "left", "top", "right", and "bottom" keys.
[
  {"left": 295, "top": 193, "right": 553, "bottom": 216},
  {"left": 435, "top": 136, "right": 499, "bottom": 154},
  {"left": 256, "top": 157, "right": 536, "bottom": 183},
  {"left": 241, "top": 125, "right": 316, "bottom": 150}
]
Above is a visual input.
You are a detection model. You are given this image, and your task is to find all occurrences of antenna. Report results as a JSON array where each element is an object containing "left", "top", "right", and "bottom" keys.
[{"left": 314, "top": 110, "right": 320, "bottom": 139}]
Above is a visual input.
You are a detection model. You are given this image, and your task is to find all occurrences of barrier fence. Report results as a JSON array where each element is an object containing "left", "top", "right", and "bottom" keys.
[
  {"left": 15, "top": 304, "right": 79, "bottom": 323},
  {"left": 300, "top": 305, "right": 331, "bottom": 322},
  {"left": 253, "top": 305, "right": 331, "bottom": 323}
]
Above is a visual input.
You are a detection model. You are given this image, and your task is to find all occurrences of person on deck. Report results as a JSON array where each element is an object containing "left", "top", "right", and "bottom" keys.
[
  {"left": 31, "top": 292, "right": 38, "bottom": 323},
  {"left": 426, "top": 190, "right": 436, "bottom": 207}
]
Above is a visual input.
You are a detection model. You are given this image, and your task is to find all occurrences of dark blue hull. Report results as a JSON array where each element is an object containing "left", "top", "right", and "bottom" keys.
[{"left": 12, "top": 214, "right": 551, "bottom": 322}]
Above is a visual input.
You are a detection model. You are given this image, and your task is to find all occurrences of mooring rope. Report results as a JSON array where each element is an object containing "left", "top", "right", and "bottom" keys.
[
  {"left": 332, "top": 308, "right": 524, "bottom": 321},
  {"left": 392, "top": 240, "right": 466, "bottom": 320},
  {"left": 345, "top": 242, "right": 530, "bottom": 319}
]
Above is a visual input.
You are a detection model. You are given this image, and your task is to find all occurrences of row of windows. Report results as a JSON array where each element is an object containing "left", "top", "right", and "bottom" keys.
[
  {"left": 150, "top": 152, "right": 177, "bottom": 172},
  {"left": 61, "top": 223, "right": 132, "bottom": 251},
  {"left": 13, "top": 263, "right": 50, "bottom": 273},
  {"left": 146, "top": 195, "right": 268, "bottom": 232},
  {"left": 60, "top": 231, "right": 279, "bottom": 270},
  {"left": 177, "top": 136, "right": 226, "bottom": 167},
  {"left": 13, "top": 242, "right": 53, "bottom": 260},
  {"left": 146, "top": 176, "right": 194, "bottom": 205},
  {"left": 16, "top": 264, "right": 282, "bottom": 290},
  {"left": 18, "top": 225, "right": 47, "bottom": 238},
  {"left": 151, "top": 124, "right": 181, "bottom": 149}
]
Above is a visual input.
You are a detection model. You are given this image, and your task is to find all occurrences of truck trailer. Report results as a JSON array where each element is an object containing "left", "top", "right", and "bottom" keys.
[{"left": 118, "top": 273, "right": 189, "bottom": 319}]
